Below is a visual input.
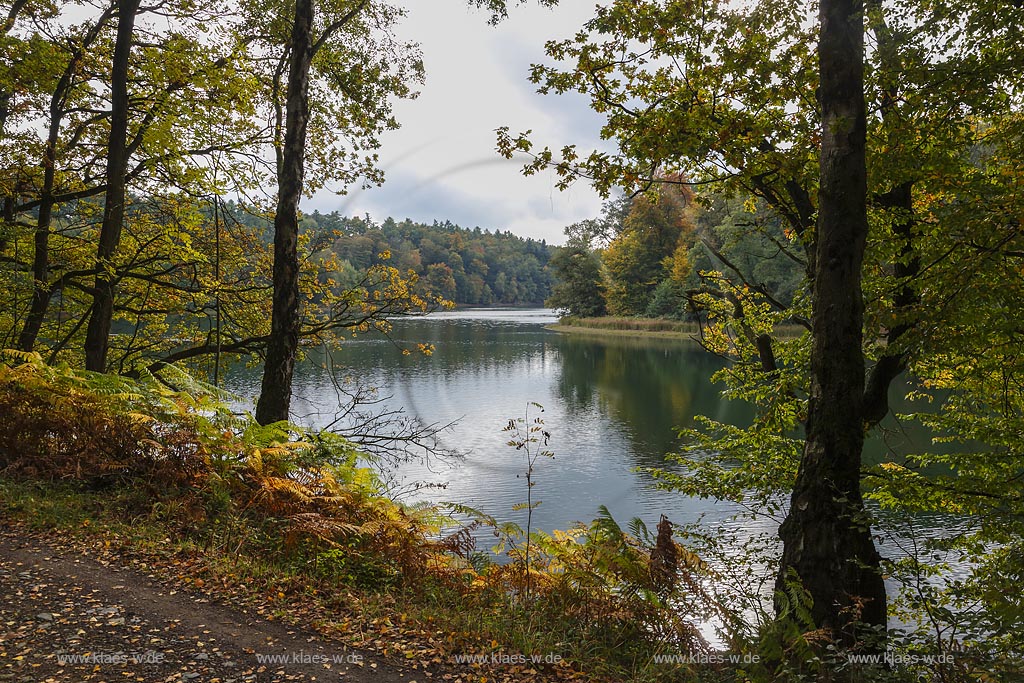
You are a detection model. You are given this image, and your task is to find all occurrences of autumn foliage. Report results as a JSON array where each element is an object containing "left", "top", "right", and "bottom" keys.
[{"left": 0, "top": 351, "right": 715, "bottom": 677}]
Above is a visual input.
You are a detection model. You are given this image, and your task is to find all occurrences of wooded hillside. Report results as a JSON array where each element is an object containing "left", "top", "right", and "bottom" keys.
[{"left": 306, "top": 212, "right": 554, "bottom": 305}]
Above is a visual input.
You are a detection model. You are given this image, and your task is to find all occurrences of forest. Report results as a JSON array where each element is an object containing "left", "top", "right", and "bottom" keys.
[
  {"left": 310, "top": 211, "right": 554, "bottom": 305},
  {"left": 1, "top": 0, "right": 1023, "bottom": 682},
  {"left": 545, "top": 188, "right": 805, "bottom": 321}
]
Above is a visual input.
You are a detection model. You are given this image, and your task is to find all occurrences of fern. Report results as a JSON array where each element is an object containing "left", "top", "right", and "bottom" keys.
[
  {"left": 0, "top": 348, "right": 42, "bottom": 363},
  {"left": 757, "top": 568, "right": 823, "bottom": 674}
]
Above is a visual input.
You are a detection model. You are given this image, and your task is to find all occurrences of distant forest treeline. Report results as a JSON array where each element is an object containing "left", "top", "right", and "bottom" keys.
[{"left": 301, "top": 212, "right": 555, "bottom": 306}]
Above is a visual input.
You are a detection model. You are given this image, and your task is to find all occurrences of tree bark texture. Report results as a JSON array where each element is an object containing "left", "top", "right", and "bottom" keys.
[
  {"left": 255, "top": 0, "right": 314, "bottom": 425},
  {"left": 84, "top": 0, "right": 140, "bottom": 371},
  {"left": 776, "top": 0, "right": 887, "bottom": 648}
]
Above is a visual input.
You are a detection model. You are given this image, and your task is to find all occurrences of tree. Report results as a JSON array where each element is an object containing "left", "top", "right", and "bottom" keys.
[
  {"left": 252, "top": 0, "right": 421, "bottom": 425},
  {"left": 602, "top": 182, "right": 695, "bottom": 316},
  {"left": 0, "top": 0, "right": 432, "bottom": 382},
  {"left": 83, "top": 0, "right": 141, "bottom": 372},
  {"left": 644, "top": 277, "right": 686, "bottom": 319},
  {"left": 545, "top": 242, "right": 606, "bottom": 318},
  {"left": 3, "top": 0, "right": 270, "bottom": 365},
  {"left": 15, "top": 5, "right": 115, "bottom": 352},
  {"left": 254, "top": 0, "right": 317, "bottom": 425},
  {"left": 687, "top": 192, "right": 806, "bottom": 310},
  {"left": 497, "top": 0, "right": 1024, "bottom": 660},
  {"left": 421, "top": 262, "right": 456, "bottom": 301},
  {"left": 775, "top": 0, "right": 886, "bottom": 645}
]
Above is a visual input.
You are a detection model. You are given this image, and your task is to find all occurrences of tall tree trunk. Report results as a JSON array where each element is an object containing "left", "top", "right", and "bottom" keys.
[
  {"left": 1, "top": 84, "right": 12, "bottom": 254},
  {"left": 84, "top": 0, "right": 140, "bottom": 372},
  {"left": 0, "top": 90, "right": 10, "bottom": 139},
  {"left": 19, "top": 60, "right": 80, "bottom": 351},
  {"left": 776, "top": 0, "right": 886, "bottom": 649},
  {"left": 863, "top": 0, "right": 919, "bottom": 428},
  {"left": 17, "top": 136, "right": 57, "bottom": 353},
  {"left": 255, "top": 0, "right": 314, "bottom": 425},
  {"left": 19, "top": 10, "right": 112, "bottom": 352}
]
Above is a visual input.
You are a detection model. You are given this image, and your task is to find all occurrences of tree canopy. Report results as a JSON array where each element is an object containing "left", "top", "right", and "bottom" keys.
[
  {"left": 0, "top": 0, "right": 430, "bottom": 383},
  {"left": 503, "top": 0, "right": 1024, "bottom": 670}
]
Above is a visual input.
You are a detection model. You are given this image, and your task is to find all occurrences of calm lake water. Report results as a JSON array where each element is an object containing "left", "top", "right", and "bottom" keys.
[
  {"left": 227, "top": 308, "right": 760, "bottom": 534},
  {"left": 225, "top": 308, "right": 963, "bottom": 580}
]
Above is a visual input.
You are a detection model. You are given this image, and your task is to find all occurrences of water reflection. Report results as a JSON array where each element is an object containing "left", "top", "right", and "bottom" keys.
[
  {"left": 552, "top": 333, "right": 753, "bottom": 468},
  {"left": 225, "top": 309, "right": 960, "bottom": 575},
  {"left": 222, "top": 308, "right": 971, "bottom": 643},
  {"left": 223, "top": 311, "right": 754, "bottom": 535}
]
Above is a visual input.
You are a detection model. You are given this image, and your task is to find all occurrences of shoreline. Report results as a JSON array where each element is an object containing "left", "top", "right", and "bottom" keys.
[
  {"left": 546, "top": 317, "right": 806, "bottom": 341},
  {"left": 545, "top": 322, "right": 702, "bottom": 341}
]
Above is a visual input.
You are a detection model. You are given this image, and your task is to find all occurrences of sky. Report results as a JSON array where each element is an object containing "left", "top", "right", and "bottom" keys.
[{"left": 309, "top": 0, "right": 611, "bottom": 245}]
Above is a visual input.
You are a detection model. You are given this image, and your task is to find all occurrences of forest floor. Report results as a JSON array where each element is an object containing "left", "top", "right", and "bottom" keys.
[
  {"left": 0, "top": 524, "right": 489, "bottom": 683},
  {"left": 0, "top": 525, "right": 433, "bottom": 683},
  {"left": 0, "top": 480, "right": 617, "bottom": 683}
]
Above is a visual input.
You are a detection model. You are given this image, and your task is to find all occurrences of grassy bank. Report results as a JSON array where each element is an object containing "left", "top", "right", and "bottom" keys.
[
  {"left": 548, "top": 316, "right": 702, "bottom": 340},
  {"left": 548, "top": 316, "right": 805, "bottom": 341}
]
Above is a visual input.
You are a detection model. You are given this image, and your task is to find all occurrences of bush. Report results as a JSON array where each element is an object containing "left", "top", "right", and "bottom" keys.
[{"left": 0, "top": 350, "right": 435, "bottom": 583}]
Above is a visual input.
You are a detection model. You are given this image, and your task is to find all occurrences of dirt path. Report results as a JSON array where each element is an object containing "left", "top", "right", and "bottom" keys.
[{"left": 0, "top": 530, "right": 426, "bottom": 683}]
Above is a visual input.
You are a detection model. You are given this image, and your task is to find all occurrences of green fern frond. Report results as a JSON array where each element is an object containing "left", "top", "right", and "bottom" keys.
[{"left": 0, "top": 348, "right": 42, "bottom": 364}]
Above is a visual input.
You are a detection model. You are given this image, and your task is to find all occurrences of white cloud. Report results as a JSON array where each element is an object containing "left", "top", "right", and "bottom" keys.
[{"left": 309, "top": 0, "right": 609, "bottom": 245}]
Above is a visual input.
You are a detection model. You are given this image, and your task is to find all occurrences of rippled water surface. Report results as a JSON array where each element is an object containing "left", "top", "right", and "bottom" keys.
[
  {"left": 227, "top": 309, "right": 758, "bottom": 532},
  {"left": 226, "top": 308, "right": 963, "bottom": 594}
]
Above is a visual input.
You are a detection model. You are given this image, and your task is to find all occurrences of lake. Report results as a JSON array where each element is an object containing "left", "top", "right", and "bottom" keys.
[
  {"left": 226, "top": 308, "right": 765, "bottom": 534},
  {"left": 225, "top": 307, "right": 960, "bottom": 555}
]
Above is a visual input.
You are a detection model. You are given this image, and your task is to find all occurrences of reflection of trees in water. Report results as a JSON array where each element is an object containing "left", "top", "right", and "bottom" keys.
[
  {"left": 382, "top": 320, "right": 549, "bottom": 379},
  {"left": 229, "top": 321, "right": 758, "bottom": 474},
  {"left": 553, "top": 335, "right": 752, "bottom": 467}
]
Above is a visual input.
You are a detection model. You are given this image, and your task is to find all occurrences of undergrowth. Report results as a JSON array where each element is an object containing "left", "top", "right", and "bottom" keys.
[{"left": 0, "top": 350, "right": 721, "bottom": 682}]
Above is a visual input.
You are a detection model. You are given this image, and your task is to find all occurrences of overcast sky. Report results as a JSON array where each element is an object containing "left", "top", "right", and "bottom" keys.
[{"left": 309, "top": 0, "right": 610, "bottom": 245}]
